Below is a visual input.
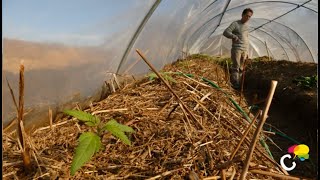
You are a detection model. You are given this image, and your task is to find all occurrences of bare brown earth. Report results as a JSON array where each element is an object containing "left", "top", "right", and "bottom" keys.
[
  {"left": 3, "top": 54, "right": 318, "bottom": 179},
  {"left": 243, "top": 57, "right": 318, "bottom": 178}
]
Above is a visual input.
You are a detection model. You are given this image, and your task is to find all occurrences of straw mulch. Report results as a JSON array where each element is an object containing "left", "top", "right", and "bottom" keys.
[{"left": 3, "top": 56, "right": 284, "bottom": 179}]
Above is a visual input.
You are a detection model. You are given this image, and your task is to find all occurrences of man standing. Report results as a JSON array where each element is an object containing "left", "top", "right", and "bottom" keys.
[{"left": 223, "top": 8, "right": 253, "bottom": 89}]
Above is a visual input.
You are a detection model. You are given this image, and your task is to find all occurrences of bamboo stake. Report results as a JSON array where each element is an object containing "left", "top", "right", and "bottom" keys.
[
  {"left": 20, "top": 121, "right": 32, "bottom": 171},
  {"left": 239, "top": 80, "right": 278, "bottom": 180},
  {"left": 230, "top": 110, "right": 262, "bottom": 160},
  {"left": 49, "top": 107, "right": 53, "bottom": 130},
  {"left": 222, "top": 112, "right": 288, "bottom": 175},
  {"left": 136, "top": 49, "right": 204, "bottom": 130},
  {"left": 250, "top": 169, "right": 308, "bottom": 180},
  {"left": 220, "top": 169, "right": 226, "bottom": 180},
  {"left": 226, "top": 60, "right": 230, "bottom": 86},
  {"left": 16, "top": 63, "right": 32, "bottom": 171}
]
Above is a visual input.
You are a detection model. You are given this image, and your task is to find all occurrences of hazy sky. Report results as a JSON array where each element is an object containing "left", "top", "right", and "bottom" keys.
[{"left": 3, "top": 0, "right": 153, "bottom": 46}]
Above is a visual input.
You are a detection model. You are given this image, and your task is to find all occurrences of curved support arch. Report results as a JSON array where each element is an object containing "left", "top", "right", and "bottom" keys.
[
  {"left": 250, "top": 29, "right": 290, "bottom": 61},
  {"left": 251, "top": 18, "right": 315, "bottom": 62},
  {"left": 116, "top": 0, "right": 162, "bottom": 74},
  {"left": 250, "top": 0, "right": 313, "bottom": 33},
  {"left": 201, "top": 25, "right": 291, "bottom": 61},
  {"left": 202, "top": 32, "right": 287, "bottom": 61},
  {"left": 204, "top": 17, "right": 310, "bottom": 61},
  {"left": 202, "top": 0, "right": 218, "bottom": 13},
  {"left": 200, "top": 36, "right": 220, "bottom": 52},
  {"left": 249, "top": 34, "right": 275, "bottom": 59},
  {"left": 185, "top": 0, "right": 317, "bottom": 50}
]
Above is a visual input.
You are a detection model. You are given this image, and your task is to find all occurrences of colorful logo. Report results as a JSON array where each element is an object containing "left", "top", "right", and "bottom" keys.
[
  {"left": 287, "top": 144, "right": 309, "bottom": 161},
  {"left": 280, "top": 144, "right": 309, "bottom": 171}
]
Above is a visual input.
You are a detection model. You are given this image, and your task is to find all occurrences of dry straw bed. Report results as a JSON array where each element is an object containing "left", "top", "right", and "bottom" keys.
[{"left": 3, "top": 56, "right": 287, "bottom": 179}]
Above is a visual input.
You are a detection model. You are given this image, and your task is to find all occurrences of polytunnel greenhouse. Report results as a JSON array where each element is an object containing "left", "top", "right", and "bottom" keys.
[{"left": 2, "top": 0, "right": 318, "bottom": 179}]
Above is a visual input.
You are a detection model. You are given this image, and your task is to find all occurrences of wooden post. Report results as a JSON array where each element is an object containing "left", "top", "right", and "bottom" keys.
[
  {"left": 240, "top": 80, "right": 278, "bottom": 180},
  {"left": 230, "top": 110, "right": 262, "bottom": 160},
  {"left": 136, "top": 49, "right": 204, "bottom": 130}
]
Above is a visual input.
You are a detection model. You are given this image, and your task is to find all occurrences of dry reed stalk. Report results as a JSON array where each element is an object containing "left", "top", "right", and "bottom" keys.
[
  {"left": 3, "top": 161, "right": 23, "bottom": 167},
  {"left": 220, "top": 169, "right": 226, "bottom": 180},
  {"left": 19, "top": 121, "right": 32, "bottom": 171},
  {"left": 191, "top": 97, "right": 215, "bottom": 117},
  {"left": 202, "top": 171, "right": 234, "bottom": 180},
  {"left": 136, "top": 49, "right": 204, "bottom": 130},
  {"left": 3, "top": 171, "right": 17, "bottom": 178},
  {"left": 4, "top": 119, "right": 17, "bottom": 132},
  {"left": 123, "top": 49, "right": 149, "bottom": 74},
  {"left": 6, "top": 77, "right": 19, "bottom": 113},
  {"left": 230, "top": 110, "right": 262, "bottom": 160},
  {"left": 179, "top": 71, "right": 211, "bottom": 88},
  {"left": 262, "top": 130, "right": 276, "bottom": 135},
  {"left": 92, "top": 108, "right": 128, "bottom": 115},
  {"left": 221, "top": 112, "right": 287, "bottom": 175},
  {"left": 250, "top": 169, "right": 307, "bottom": 180},
  {"left": 229, "top": 167, "right": 236, "bottom": 180},
  {"left": 110, "top": 79, "right": 116, "bottom": 92},
  {"left": 113, "top": 73, "right": 121, "bottom": 89},
  {"left": 158, "top": 96, "right": 174, "bottom": 114},
  {"left": 49, "top": 108, "right": 53, "bottom": 130},
  {"left": 239, "top": 80, "right": 278, "bottom": 180},
  {"left": 215, "top": 155, "right": 241, "bottom": 170},
  {"left": 32, "top": 150, "right": 42, "bottom": 175},
  {"left": 33, "top": 119, "right": 76, "bottom": 134},
  {"left": 16, "top": 63, "right": 32, "bottom": 171},
  {"left": 194, "top": 92, "right": 212, "bottom": 110},
  {"left": 145, "top": 168, "right": 186, "bottom": 180},
  {"left": 33, "top": 173, "right": 50, "bottom": 180},
  {"left": 265, "top": 136, "right": 282, "bottom": 151},
  {"left": 104, "top": 81, "right": 112, "bottom": 93},
  {"left": 167, "top": 103, "right": 179, "bottom": 118},
  {"left": 178, "top": 103, "right": 193, "bottom": 129}
]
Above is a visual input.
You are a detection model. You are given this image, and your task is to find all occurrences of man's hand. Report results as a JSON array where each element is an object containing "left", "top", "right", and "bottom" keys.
[{"left": 232, "top": 36, "right": 240, "bottom": 42}]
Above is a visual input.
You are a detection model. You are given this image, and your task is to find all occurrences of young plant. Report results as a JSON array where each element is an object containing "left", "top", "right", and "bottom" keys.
[
  {"left": 147, "top": 71, "right": 177, "bottom": 83},
  {"left": 293, "top": 75, "right": 317, "bottom": 89},
  {"left": 63, "top": 110, "right": 135, "bottom": 176}
]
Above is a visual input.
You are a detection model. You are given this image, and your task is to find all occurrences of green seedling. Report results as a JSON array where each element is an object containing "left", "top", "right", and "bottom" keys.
[
  {"left": 147, "top": 71, "right": 177, "bottom": 83},
  {"left": 63, "top": 110, "right": 135, "bottom": 176},
  {"left": 293, "top": 75, "right": 317, "bottom": 89}
]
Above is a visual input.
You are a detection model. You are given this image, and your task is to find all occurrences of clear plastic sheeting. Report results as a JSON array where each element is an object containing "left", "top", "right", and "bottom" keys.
[{"left": 2, "top": 0, "right": 318, "bottom": 126}]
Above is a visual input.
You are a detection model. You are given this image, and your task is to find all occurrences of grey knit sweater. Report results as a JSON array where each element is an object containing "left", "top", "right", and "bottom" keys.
[{"left": 223, "top": 20, "right": 249, "bottom": 51}]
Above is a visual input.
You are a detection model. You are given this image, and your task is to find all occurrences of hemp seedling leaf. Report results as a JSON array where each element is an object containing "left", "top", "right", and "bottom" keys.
[
  {"left": 70, "top": 132, "right": 102, "bottom": 175},
  {"left": 64, "top": 110, "right": 100, "bottom": 126},
  {"left": 102, "top": 119, "right": 134, "bottom": 145}
]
